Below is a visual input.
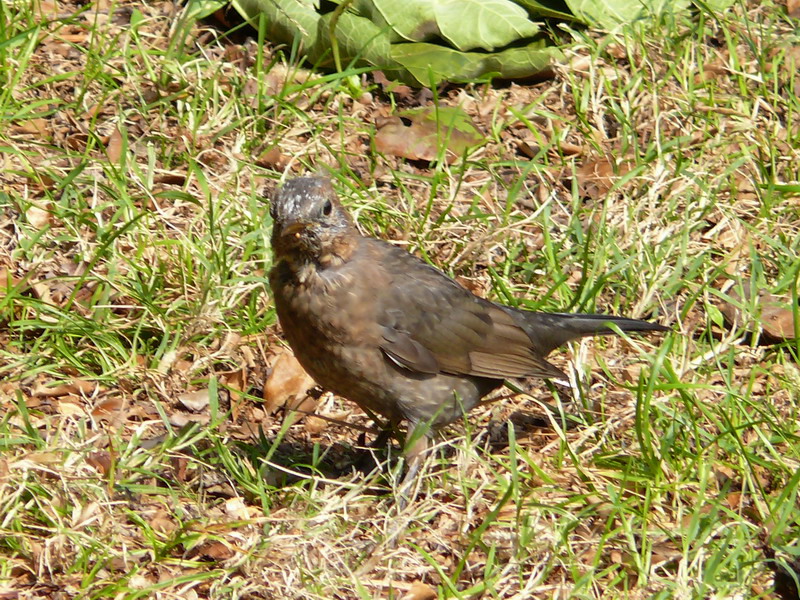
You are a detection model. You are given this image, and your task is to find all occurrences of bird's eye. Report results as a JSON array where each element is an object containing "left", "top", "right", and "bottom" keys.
[{"left": 322, "top": 200, "right": 333, "bottom": 216}]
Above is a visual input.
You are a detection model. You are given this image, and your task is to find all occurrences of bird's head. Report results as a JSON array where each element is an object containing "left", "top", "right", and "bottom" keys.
[{"left": 270, "top": 176, "right": 358, "bottom": 267}]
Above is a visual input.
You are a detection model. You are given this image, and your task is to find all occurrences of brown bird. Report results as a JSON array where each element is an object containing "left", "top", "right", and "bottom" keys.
[{"left": 269, "top": 176, "right": 667, "bottom": 487}]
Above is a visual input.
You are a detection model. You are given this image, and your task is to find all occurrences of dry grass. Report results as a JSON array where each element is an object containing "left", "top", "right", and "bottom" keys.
[{"left": 1, "top": 0, "right": 800, "bottom": 598}]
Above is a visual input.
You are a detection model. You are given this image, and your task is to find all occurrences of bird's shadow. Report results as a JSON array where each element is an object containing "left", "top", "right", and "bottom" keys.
[
  {"left": 234, "top": 392, "right": 583, "bottom": 496},
  {"left": 234, "top": 423, "right": 404, "bottom": 493}
]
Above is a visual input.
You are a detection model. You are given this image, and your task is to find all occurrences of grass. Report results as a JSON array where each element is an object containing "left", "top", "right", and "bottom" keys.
[{"left": 1, "top": 0, "right": 799, "bottom": 597}]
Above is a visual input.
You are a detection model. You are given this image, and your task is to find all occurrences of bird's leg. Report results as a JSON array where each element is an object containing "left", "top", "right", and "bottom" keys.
[
  {"left": 396, "top": 421, "right": 432, "bottom": 511},
  {"left": 370, "top": 421, "right": 399, "bottom": 450},
  {"left": 355, "top": 413, "right": 401, "bottom": 475}
]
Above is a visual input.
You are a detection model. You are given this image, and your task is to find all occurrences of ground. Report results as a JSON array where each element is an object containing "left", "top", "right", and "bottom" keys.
[{"left": 1, "top": 0, "right": 799, "bottom": 598}]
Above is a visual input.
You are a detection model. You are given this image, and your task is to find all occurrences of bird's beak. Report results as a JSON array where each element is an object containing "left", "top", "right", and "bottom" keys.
[{"left": 280, "top": 221, "right": 309, "bottom": 240}]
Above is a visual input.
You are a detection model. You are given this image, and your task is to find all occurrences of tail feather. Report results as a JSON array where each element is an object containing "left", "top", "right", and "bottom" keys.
[{"left": 512, "top": 310, "right": 670, "bottom": 356}]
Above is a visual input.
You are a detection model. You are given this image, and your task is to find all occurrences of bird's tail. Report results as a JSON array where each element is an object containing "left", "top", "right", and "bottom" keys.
[{"left": 513, "top": 310, "right": 670, "bottom": 356}]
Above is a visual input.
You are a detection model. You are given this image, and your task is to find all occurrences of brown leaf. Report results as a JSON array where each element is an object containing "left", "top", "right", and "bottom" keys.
[
  {"left": 33, "top": 0, "right": 59, "bottom": 21},
  {"left": 373, "top": 70, "right": 414, "bottom": 101},
  {"left": 60, "top": 32, "right": 88, "bottom": 43},
  {"left": 256, "top": 147, "right": 291, "bottom": 171},
  {"left": 91, "top": 396, "right": 125, "bottom": 419},
  {"left": 719, "top": 282, "right": 798, "bottom": 343},
  {"left": 24, "top": 452, "right": 62, "bottom": 466},
  {"left": 34, "top": 378, "right": 95, "bottom": 398},
  {"left": 375, "top": 106, "right": 483, "bottom": 164},
  {"left": 401, "top": 582, "right": 437, "bottom": 600},
  {"left": 224, "top": 497, "right": 250, "bottom": 520},
  {"left": 169, "top": 412, "right": 211, "bottom": 427},
  {"left": 153, "top": 172, "right": 187, "bottom": 186},
  {"left": 25, "top": 203, "right": 51, "bottom": 230},
  {"left": 576, "top": 156, "right": 635, "bottom": 199},
  {"left": 191, "top": 540, "right": 235, "bottom": 561},
  {"left": 178, "top": 389, "right": 210, "bottom": 412},
  {"left": 788, "top": 0, "right": 800, "bottom": 18},
  {"left": 150, "top": 509, "right": 177, "bottom": 534},
  {"left": 106, "top": 126, "right": 124, "bottom": 162},
  {"left": 263, "top": 350, "right": 316, "bottom": 415},
  {"left": 57, "top": 396, "right": 86, "bottom": 417},
  {"left": 11, "top": 118, "right": 49, "bottom": 137},
  {"left": 726, "top": 491, "right": 742, "bottom": 509},
  {"left": 222, "top": 368, "right": 247, "bottom": 420},
  {"left": 0, "top": 268, "right": 22, "bottom": 298},
  {"left": 761, "top": 303, "right": 798, "bottom": 341},
  {"left": 65, "top": 132, "right": 89, "bottom": 151},
  {"left": 558, "top": 141, "right": 584, "bottom": 155},
  {"left": 304, "top": 415, "right": 327, "bottom": 435},
  {"left": 86, "top": 451, "right": 113, "bottom": 475}
]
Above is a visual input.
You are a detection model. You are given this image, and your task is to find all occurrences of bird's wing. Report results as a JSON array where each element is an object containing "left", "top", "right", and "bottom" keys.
[{"left": 371, "top": 240, "right": 566, "bottom": 380}]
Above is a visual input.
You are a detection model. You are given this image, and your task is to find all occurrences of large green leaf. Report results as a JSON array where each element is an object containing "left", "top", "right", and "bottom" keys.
[
  {"left": 356, "top": 0, "right": 540, "bottom": 52},
  {"left": 391, "top": 41, "right": 560, "bottom": 85},
  {"left": 231, "top": 0, "right": 558, "bottom": 86},
  {"left": 232, "top": 0, "right": 320, "bottom": 48},
  {"left": 354, "top": 0, "right": 437, "bottom": 43},
  {"left": 514, "top": 0, "right": 576, "bottom": 20},
  {"left": 565, "top": 0, "right": 691, "bottom": 28},
  {"left": 229, "top": 0, "right": 733, "bottom": 87},
  {"left": 434, "top": 0, "right": 540, "bottom": 52},
  {"left": 311, "top": 12, "right": 396, "bottom": 69}
]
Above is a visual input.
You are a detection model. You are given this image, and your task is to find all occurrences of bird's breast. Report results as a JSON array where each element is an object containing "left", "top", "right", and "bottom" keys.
[{"left": 271, "top": 257, "right": 383, "bottom": 346}]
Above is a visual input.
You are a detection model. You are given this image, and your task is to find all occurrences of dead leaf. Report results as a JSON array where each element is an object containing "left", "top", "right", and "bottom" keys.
[
  {"left": 191, "top": 540, "right": 235, "bottom": 561},
  {"left": 56, "top": 396, "right": 85, "bottom": 418},
  {"left": 401, "top": 581, "right": 437, "bottom": 600},
  {"left": 761, "top": 302, "right": 798, "bottom": 341},
  {"left": 224, "top": 497, "right": 250, "bottom": 520},
  {"left": 0, "top": 268, "right": 22, "bottom": 298},
  {"left": 788, "top": 0, "right": 800, "bottom": 18},
  {"left": 153, "top": 173, "right": 187, "bottom": 186},
  {"left": 150, "top": 509, "right": 177, "bottom": 534},
  {"left": 178, "top": 389, "right": 210, "bottom": 412},
  {"left": 558, "top": 141, "right": 584, "bottom": 155},
  {"left": 86, "top": 451, "right": 113, "bottom": 475},
  {"left": 60, "top": 32, "right": 88, "bottom": 43},
  {"left": 223, "top": 368, "right": 247, "bottom": 421},
  {"left": 514, "top": 129, "right": 540, "bottom": 159},
  {"left": 726, "top": 492, "right": 742, "bottom": 509},
  {"left": 65, "top": 132, "right": 89, "bottom": 151},
  {"left": 223, "top": 369, "right": 247, "bottom": 401},
  {"left": 11, "top": 118, "right": 49, "bottom": 137},
  {"left": 304, "top": 415, "right": 327, "bottom": 435},
  {"left": 719, "top": 281, "right": 798, "bottom": 343},
  {"left": 25, "top": 203, "right": 51, "bottom": 230},
  {"left": 92, "top": 396, "right": 125, "bottom": 418},
  {"left": 106, "top": 126, "right": 124, "bottom": 162},
  {"left": 256, "top": 147, "right": 291, "bottom": 171},
  {"left": 34, "top": 379, "right": 95, "bottom": 398},
  {"left": 169, "top": 412, "right": 211, "bottom": 427},
  {"left": 576, "top": 156, "right": 635, "bottom": 199},
  {"left": 695, "top": 57, "right": 728, "bottom": 84},
  {"left": 373, "top": 70, "right": 414, "bottom": 101},
  {"left": 263, "top": 350, "right": 316, "bottom": 415},
  {"left": 33, "top": 0, "right": 59, "bottom": 21},
  {"left": 375, "top": 106, "right": 483, "bottom": 164},
  {"left": 650, "top": 541, "right": 681, "bottom": 565},
  {"left": 23, "top": 452, "right": 62, "bottom": 466}
]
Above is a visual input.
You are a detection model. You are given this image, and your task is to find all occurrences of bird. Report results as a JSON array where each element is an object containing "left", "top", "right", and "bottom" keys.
[{"left": 268, "top": 176, "right": 668, "bottom": 491}]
